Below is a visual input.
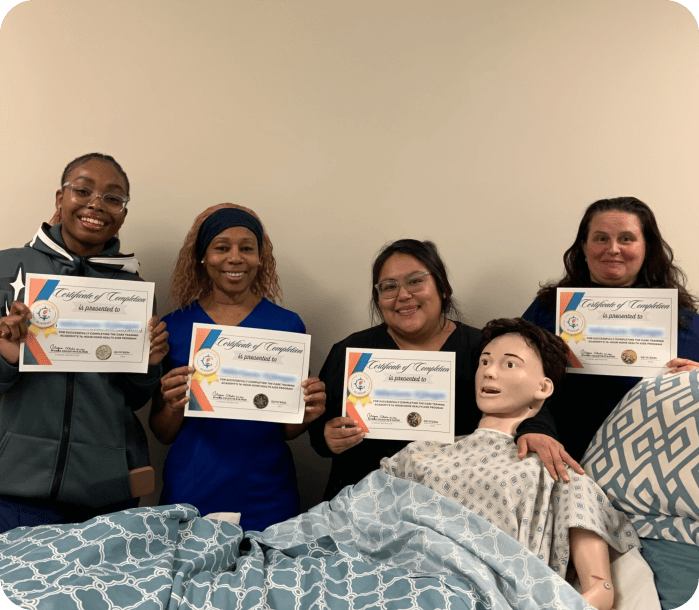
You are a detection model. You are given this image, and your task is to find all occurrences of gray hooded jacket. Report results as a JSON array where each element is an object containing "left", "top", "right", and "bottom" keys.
[{"left": 0, "top": 224, "right": 161, "bottom": 507}]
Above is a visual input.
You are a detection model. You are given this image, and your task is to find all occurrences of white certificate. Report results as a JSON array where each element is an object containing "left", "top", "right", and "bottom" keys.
[
  {"left": 341, "top": 348, "right": 455, "bottom": 442},
  {"left": 19, "top": 273, "right": 154, "bottom": 373},
  {"left": 185, "top": 323, "right": 311, "bottom": 424},
  {"left": 555, "top": 288, "right": 678, "bottom": 377}
]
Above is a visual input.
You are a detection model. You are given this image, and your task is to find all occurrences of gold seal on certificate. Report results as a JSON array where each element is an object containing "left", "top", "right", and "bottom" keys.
[
  {"left": 185, "top": 323, "right": 311, "bottom": 424},
  {"left": 20, "top": 273, "right": 155, "bottom": 373},
  {"left": 342, "top": 348, "right": 455, "bottom": 443},
  {"left": 96, "top": 345, "right": 112, "bottom": 360},
  {"left": 254, "top": 394, "right": 269, "bottom": 409},
  {"left": 406, "top": 412, "right": 422, "bottom": 427},
  {"left": 621, "top": 350, "right": 637, "bottom": 365},
  {"left": 556, "top": 287, "right": 677, "bottom": 377}
]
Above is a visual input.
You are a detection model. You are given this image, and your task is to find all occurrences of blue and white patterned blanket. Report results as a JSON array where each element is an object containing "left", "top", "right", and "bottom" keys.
[{"left": 0, "top": 471, "right": 594, "bottom": 610}]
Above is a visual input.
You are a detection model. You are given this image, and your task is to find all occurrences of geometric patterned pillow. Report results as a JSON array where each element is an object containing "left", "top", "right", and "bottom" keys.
[{"left": 582, "top": 370, "right": 699, "bottom": 544}]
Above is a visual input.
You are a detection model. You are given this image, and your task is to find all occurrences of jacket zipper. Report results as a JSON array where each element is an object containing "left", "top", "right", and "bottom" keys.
[{"left": 49, "top": 257, "right": 85, "bottom": 501}]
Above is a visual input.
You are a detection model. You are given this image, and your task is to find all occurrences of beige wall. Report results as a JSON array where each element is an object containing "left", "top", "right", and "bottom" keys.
[{"left": 1, "top": 0, "right": 697, "bottom": 511}]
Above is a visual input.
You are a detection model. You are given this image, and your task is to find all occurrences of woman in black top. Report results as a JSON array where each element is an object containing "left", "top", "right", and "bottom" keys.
[{"left": 309, "top": 238, "right": 581, "bottom": 500}]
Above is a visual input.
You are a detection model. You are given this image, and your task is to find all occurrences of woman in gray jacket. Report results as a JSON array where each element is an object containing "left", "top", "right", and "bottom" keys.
[{"left": 0, "top": 153, "right": 169, "bottom": 532}]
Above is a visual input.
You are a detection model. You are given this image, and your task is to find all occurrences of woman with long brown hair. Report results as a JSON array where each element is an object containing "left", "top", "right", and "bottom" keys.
[{"left": 522, "top": 196, "right": 699, "bottom": 460}]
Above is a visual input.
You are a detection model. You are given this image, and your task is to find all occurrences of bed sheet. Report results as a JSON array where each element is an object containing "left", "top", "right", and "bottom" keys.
[{"left": 0, "top": 471, "right": 596, "bottom": 610}]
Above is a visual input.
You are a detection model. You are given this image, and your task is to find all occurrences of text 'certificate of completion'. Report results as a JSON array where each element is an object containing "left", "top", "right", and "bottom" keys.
[
  {"left": 556, "top": 288, "right": 677, "bottom": 377},
  {"left": 185, "top": 323, "right": 311, "bottom": 424},
  {"left": 20, "top": 273, "right": 154, "bottom": 373},
  {"left": 341, "top": 348, "right": 455, "bottom": 442}
]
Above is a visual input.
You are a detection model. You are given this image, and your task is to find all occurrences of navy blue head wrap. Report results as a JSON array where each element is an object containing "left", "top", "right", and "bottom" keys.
[{"left": 196, "top": 208, "right": 264, "bottom": 260}]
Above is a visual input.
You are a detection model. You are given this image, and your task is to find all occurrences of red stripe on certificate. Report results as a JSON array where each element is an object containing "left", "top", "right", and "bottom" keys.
[
  {"left": 27, "top": 278, "right": 47, "bottom": 307},
  {"left": 193, "top": 328, "right": 210, "bottom": 354}
]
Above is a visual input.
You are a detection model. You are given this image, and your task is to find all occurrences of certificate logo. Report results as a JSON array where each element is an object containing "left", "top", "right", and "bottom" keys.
[
  {"left": 194, "top": 349, "right": 220, "bottom": 375},
  {"left": 407, "top": 412, "right": 422, "bottom": 427},
  {"left": 254, "top": 394, "right": 269, "bottom": 409},
  {"left": 348, "top": 372, "right": 372, "bottom": 398},
  {"left": 30, "top": 300, "right": 59, "bottom": 329},
  {"left": 560, "top": 310, "right": 586, "bottom": 335},
  {"left": 621, "top": 350, "right": 637, "bottom": 364},
  {"left": 96, "top": 345, "right": 112, "bottom": 360}
]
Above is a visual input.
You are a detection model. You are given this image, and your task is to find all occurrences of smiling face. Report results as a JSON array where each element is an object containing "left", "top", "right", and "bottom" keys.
[
  {"left": 476, "top": 334, "right": 553, "bottom": 418},
  {"left": 582, "top": 211, "right": 646, "bottom": 287},
  {"left": 377, "top": 253, "right": 443, "bottom": 340},
  {"left": 202, "top": 226, "right": 260, "bottom": 302},
  {"left": 55, "top": 158, "right": 128, "bottom": 257}
]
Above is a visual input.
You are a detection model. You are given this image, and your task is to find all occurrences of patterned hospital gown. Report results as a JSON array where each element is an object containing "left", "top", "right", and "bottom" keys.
[{"left": 380, "top": 428, "right": 639, "bottom": 574}]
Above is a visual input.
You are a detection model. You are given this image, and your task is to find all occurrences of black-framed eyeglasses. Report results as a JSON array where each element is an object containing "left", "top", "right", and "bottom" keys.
[
  {"left": 62, "top": 182, "right": 129, "bottom": 213},
  {"left": 375, "top": 271, "right": 431, "bottom": 299}
]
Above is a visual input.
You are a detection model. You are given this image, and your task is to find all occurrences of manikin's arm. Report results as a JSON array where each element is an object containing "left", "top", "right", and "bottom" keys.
[{"left": 569, "top": 528, "right": 615, "bottom": 610}]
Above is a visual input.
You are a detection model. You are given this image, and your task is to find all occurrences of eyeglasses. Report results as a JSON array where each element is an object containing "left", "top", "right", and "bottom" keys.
[
  {"left": 62, "top": 182, "right": 129, "bottom": 213},
  {"left": 375, "top": 271, "right": 431, "bottom": 299}
]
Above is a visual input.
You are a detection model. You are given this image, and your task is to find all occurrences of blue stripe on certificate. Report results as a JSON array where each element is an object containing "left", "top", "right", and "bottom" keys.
[
  {"left": 374, "top": 389, "right": 448, "bottom": 401},
  {"left": 220, "top": 367, "right": 298, "bottom": 384},
  {"left": 55, "top": 320, "right": 143, "bottom": 331},
  {"left": 587, "top": 326, "right": 665, "bottom": 338}
]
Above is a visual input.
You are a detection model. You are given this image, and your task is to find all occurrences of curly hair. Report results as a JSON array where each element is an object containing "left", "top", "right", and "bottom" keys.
[
  {"left": 480, "top": 317, "right": 569, "bottom": 396},
  {"left": 169, "top": 203, "right": 282, "bottom": 309},
  {"left": 49, "top": 153, "right": 130, "bottom": 226},
  {"left": 536, "top": 197, "right": 698, "bottom": 314},
  {"left": 370, "top": 239, "right": 462, "bottom": 325}
]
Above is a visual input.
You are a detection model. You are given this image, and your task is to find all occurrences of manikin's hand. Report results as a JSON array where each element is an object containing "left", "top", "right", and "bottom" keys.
[
  {"left": 324, "top": 416, "right": 364, "bottom": 454},
  {"left": 517, "top": 433, "right": 584, "bottom": 482},
  {"left": 0, "top": 301, "right": 31, "bottom": 365},
  {"left": 666, "top": 358, "right": 699, "bottom": 374}
]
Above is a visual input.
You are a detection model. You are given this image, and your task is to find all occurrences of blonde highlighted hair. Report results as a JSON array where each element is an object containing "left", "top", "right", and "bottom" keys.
[{"left": 170, "top": 203, "right": 282, "bottom": 309}]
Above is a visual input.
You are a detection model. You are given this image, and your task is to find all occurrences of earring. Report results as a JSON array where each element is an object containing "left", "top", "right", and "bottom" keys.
[{"left": 200, "top": 259, "right": 205, "bottom": 264}]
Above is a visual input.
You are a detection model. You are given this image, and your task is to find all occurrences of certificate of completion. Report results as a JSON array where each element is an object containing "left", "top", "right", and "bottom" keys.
[
  {"left": 341, "top": 348, "right": 455, "bottom": 442},
  {"left": 556, "top": 288, "right": 677, "bottom": 377},
  {"left": 20, "top": 273, "right": 154, "bottom": 373},
  {"left": 185, "top": 323, "right": 311, "bottom": 424}
]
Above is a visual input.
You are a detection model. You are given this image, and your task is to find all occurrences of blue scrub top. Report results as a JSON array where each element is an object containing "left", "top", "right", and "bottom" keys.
[{"left": 159, "top": 299, "right": 305, "bottom": 531}]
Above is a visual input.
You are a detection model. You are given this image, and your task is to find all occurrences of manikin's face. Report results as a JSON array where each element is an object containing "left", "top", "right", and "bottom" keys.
[{"left": 476, "top": 334, "right": 551, "bottom": 417}]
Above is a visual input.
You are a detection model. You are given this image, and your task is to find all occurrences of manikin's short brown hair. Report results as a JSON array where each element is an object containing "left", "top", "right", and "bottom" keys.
[{"left": 480, "top": 317, "right": 569, "bottom": 395}]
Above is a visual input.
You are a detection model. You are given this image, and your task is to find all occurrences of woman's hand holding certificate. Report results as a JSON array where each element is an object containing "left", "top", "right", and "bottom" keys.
[{"left": 0, "top": 301, "right": 31, "bottom": 365}]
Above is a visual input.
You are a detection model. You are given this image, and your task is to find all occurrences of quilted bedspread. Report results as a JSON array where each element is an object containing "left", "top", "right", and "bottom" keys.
[{"left": 0, "top": 471, "right": 594, "bottom": 610}]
